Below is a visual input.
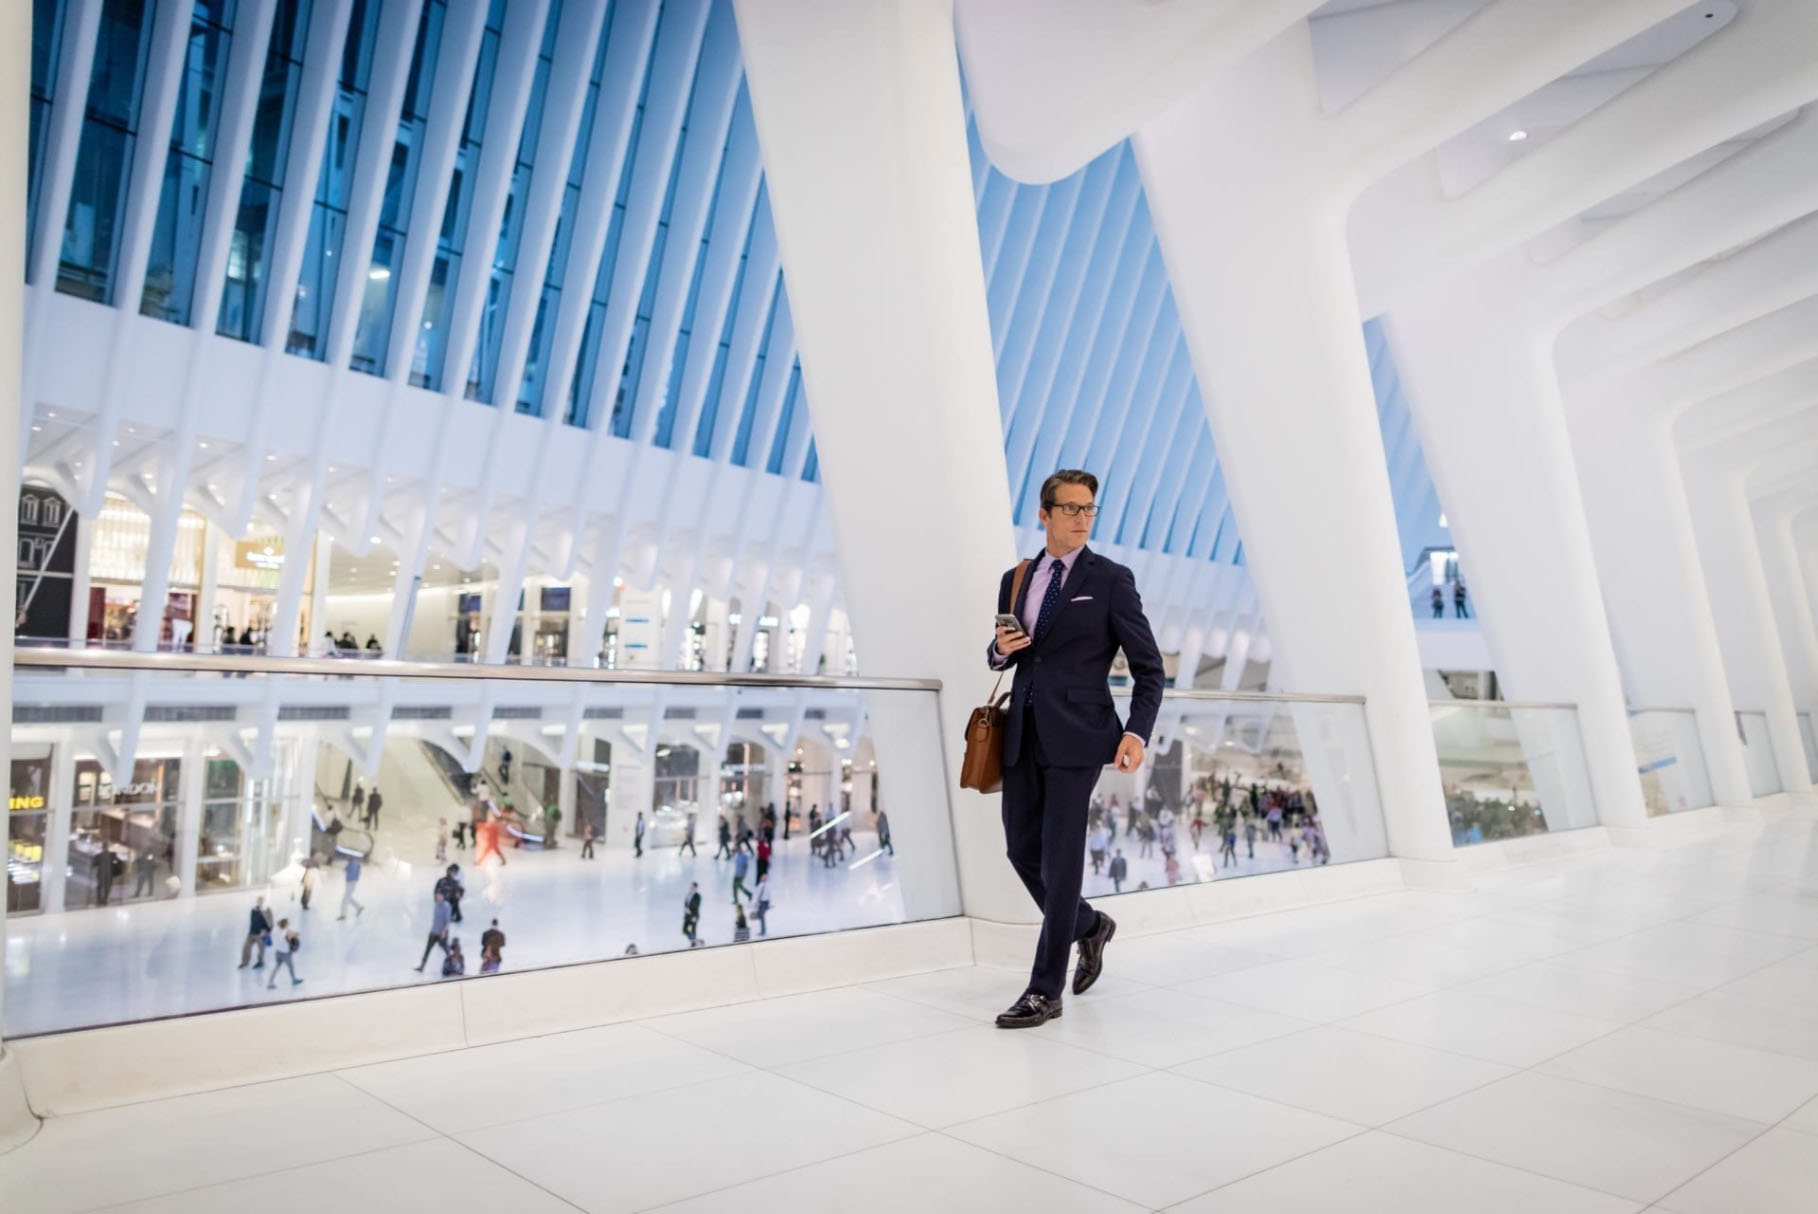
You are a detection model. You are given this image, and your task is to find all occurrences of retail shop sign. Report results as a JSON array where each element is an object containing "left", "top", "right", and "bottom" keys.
[{"left": 235, "top": 540, "right": 285, "bottom": 571}]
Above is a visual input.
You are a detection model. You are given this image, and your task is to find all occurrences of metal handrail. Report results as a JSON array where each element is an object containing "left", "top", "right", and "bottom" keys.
[
  {"left": 14, "top": 649, "right": 1380, "bottom": 706},
  {"left": 1428, "top": 698, "right": 1577, "bottom": 711},
  {"left": 1156, "top": 688, "right": 1365, "bottom": 705},
  {"left": 12, "top": 647, "right": 942, "bottom": 692},
  {"left": 1624, "top": 705, "right": 1699, "bottom": 715}
]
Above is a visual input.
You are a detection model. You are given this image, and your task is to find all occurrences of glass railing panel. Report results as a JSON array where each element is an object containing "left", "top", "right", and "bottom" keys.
[
  {"left": 1798, "top": 711, "right": 1817, "bottom": 786},
  {"left": 4, "top": 653, "right": 957, "bottom": 1037},
  {"left": 1429, "top": 700, "right": 1598, "bottom": 845},
  {"left": 1627, "top": 708, "right": 1715, "bottom": 815},
  {"left": 1080, "top": 692, "right": 1389, "bottom": 897},
  {"left": 1736, "top": 711, "right": 1781, "bottom": 797}
]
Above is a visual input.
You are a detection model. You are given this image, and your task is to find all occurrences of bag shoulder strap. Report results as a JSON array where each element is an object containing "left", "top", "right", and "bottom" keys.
[
  {"left": 986, "top": 559, "right": 1035, "bottom": 705},
  {"left": 1007, "top": 558, "right": 1032, "bottom": 613}
]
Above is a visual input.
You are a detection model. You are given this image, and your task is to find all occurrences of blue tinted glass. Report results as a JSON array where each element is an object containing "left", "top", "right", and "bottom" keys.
[
  {"left": 217, "top": 0, "right": 309, "bottom": 342},
  {"left": 285, "top": 202, "right": 343, "bottom": 357},
  {"left": 57, "top": 0, "right": 154, "bottom": 302},
  {"left": 27, "top": 0, "right": 67, "bottom": 272},
  {"left": 146, "top": 10, "right": 231, "bottom": 318},
  {"left": 410, "top": 251, "right": 456, "bottom": 387},
  {"left": 765, "top": 366, "right": 801, "bottom": 475},
  {"left": 350, "top": 230, "right": 400, "bottom": 373}
]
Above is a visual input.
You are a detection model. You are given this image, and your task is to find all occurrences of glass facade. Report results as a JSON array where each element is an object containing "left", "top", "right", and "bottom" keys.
[
  {"left": 57, "top": 0, "right": 156, "bottom": 303},
  {"left": 28, "top": 0, "right": 69, "bottom": 277},
  {"left": 141, "top": 0, "right": 236, "bottom": 322},
  {"left": 217, "top": 0, "right": 311, "bottom": 342},
  {"left": 466, "top": 0, "right": 563, "bottom": 403},
  {"left": 349, "top": 0, "right": 445, "bottom": 375},
  {"left": 1628, "top": 708, "right": 1715, "bottom": 816},
  {"left": 286, "top": 0, "right": 378, "bottom": 358}
]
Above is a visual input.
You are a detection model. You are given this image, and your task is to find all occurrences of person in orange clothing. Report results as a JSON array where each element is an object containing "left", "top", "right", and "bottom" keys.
[{"left": 473, "top": 808, "right": 507, "bottom": 869}]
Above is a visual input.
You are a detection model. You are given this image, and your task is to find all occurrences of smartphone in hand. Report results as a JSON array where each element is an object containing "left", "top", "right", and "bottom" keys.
[{"left": 994, "top": 613, "right": 1025, "bottom": 634}]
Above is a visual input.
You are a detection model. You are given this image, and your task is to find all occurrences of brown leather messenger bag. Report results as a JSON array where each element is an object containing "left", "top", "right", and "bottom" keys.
[{"left": 959, "top": 559, "right": 1032, "bottom": 793}]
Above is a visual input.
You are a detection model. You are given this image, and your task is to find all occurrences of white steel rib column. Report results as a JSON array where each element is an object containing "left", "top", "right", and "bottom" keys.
[
  {"left": 1134, "top": 32, "right": 1454, "bottom": 871},
  {"left": 0, "top": 0, "right": 36, "bottom": 1147},
  {"left": 733, "top": 0, "right": 1016, "bottom": 921},
  {"left": 1679, "top": 420, "right": 1815, "bottom": 794},
  {"left": 267, "top": 0, "right": 424, "bottom": 657},
  {"left": 1568, "top": 401, "right": 1753, "bottom": 806},
  {"left": 19, "top": 0, "right": 102, "bottom": 447},
  {"left": 1754, "top": 484, "right": 1818, "bottom": 719},
  {"left": 1385, "top": 270, "right": 1649, "bottom": 830},
  {"left": 131, "top": 0, "right": 282, "bottom": 651}
]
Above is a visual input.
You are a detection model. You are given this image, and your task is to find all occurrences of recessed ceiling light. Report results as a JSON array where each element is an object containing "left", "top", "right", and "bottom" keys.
[
  {"left": 370, "top": 535, "right": 381, "bottom": 543},
  {"left": 197, "top": 440, "right": 207, "bottom": 448},
  {"left": 368, "top": 267, "right": 390, "bottom": 281},
  {"left": 1507, "top": 129, "right": 1528, "bottom": 142}
]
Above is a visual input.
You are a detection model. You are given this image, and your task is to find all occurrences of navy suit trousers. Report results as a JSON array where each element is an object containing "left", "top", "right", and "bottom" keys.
[{"left": 1001, "top": 707, "right": 1100, "bottom": 999}]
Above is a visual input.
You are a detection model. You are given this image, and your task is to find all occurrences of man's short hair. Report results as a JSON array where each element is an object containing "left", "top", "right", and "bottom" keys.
[{"left": 1039, "top": 469, "right": 1099, "bottom": 510}]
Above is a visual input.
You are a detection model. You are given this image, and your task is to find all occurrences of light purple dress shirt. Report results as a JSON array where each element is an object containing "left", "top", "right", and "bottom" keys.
[
  {"left": 990, "top": 547, "right": 1081, "bottom": 666},
  {"left": 989, "top": 547, "right": 1142, "bottom": 749}
]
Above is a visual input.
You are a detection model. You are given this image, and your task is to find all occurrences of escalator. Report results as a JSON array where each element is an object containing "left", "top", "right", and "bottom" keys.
[{"left": 309, "top": 789, "right": 375, "bottom": 861}]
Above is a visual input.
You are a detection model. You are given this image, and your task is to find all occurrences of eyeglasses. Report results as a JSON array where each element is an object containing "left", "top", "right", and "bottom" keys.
[{"left": 1046, "top": 502, "right": 1099, "bottom": 518}]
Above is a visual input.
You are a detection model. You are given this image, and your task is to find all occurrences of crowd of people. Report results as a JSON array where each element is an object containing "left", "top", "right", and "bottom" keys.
[
  {"left": 238, "top": 773, "right": 898, "bottom": 997},
  {"left": 1086, "top": 767, "right": 1331, "bottom": 892}
]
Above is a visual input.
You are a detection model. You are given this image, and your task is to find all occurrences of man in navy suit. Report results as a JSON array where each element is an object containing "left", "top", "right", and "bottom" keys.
[{"left": 988, "top": 470, "right": 1165, "bottom": 1028}]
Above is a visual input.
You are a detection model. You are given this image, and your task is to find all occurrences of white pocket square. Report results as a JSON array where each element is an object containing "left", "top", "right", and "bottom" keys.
[{"left": 1071, "top": 595, "right": 1093, "bottom": 602}]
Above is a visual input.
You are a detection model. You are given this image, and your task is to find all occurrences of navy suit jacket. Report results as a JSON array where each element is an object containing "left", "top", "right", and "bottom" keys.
[{"left": 991, "top": 547, "right": 1166, "bottom": 770}]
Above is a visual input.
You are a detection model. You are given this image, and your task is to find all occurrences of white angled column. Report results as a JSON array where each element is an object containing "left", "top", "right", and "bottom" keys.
[
  {"left": 732, "top": 0, "right": 1029, "bottom": 921},
  {"left": 1567, "top": 403, "right": 1754, "bottom": 806},
  {"left": 0, "top": 0, "right": 38, "bottom": 1144},
  {"left": 1752, "top": 487, "right": 1818, "bottom": 720},
  {"left": 1385, "top": 270, "right": 1649, "bottom": 831},
  {"left": 1678, "top": 446, "right": 1814, "bottom": 794},
  {"left": 1134, "top": 32, "right": 1455, "bottom": 872}
]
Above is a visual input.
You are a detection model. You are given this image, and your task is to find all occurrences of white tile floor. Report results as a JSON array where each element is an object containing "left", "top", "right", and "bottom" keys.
[{"left": 5, "top": 808, "right": 1818, "bottom": 1212}]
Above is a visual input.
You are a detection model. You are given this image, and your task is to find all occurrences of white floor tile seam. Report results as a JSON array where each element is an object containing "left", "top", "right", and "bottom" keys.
[
  {"left": 1148, "top": 1122, "right": 1383, "bottom": 1212},
  {"left": 1366, "top": 1118, "right": 1741, "bottom": 1210},
  {"left": 392, "top": 1058, "right": 766, "bottom": 1139},
  {"left": 635, "top": 1001, "right": 983, "bottom": 1072},
  {"left": 325, "top": 1072, "right": 594, "bottom": 1214},
  {"left": 1635, "top": 1088, "right": 1818, "bottom": 1214},
  {"left": 631, "top": 1127, "right": 1144, "bottom": 1214},
  {"left": 1328, "top": 964, "right": 1818, "bottom": 1131},
  {"left": 59, "top": 1110, "right": 448, "bottom": 1214},
  {"left": 1540, "top": 935, "right": 1818, "bottom": 995}
]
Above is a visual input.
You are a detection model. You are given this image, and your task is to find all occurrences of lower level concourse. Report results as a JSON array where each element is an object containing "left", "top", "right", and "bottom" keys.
[{"left": 4, "top": 808, "right": 1817, "bottom": 1212}]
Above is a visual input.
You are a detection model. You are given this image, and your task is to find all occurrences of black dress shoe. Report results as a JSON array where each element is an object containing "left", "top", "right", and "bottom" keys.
[
  {"left": 1072, "top": 911, "right": 1117, "bottom": 995},
  {"left": 995, "top": 991, "right": 1063, "bottom": 1029}
]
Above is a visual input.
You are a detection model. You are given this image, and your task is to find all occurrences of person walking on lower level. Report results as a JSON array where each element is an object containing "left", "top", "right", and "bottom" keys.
[
  {"left": 133, "top": 846, "right": 157, "bottom": 897},
  {"left": 417, "top": 891, "right": 452, "bottom": 971},
  {"left": 1431, "top": 585, "right": 1444, "bottom": 618},
  {"left": 580, "top": 818, "right": 596, "bottom": 859},
  {"left": 1453, "top": 580, "right": 1470, "bottom": 619},
  {"left": 682, "top": 883, "right": 702, "bottom": 947},
  {"left": 678, "top": 812, "right": 697, "bottom": 857},
  {"left": 337, "top": 852, "right": 366, "bottom": 920},
  {"left": 1220, "top": 825, "right": 1238, "bottom": 868},
  {"left": 267, "top": 920, "right": 302, "bottom": 988},
  {"left": 731, "top": 847, "right": 753, "bottom": 904},
  {"left": 753, "top": 876, "right": 770, "bottom": 937},
  {"left": 755, "top": 835, "right": 771, "bottom": 884},
  {"left": 876, "top": 809, "right": 893, "bottom": 855},
  {"left": 733, "top": 904, "right": 751, "bottom": 943},
  {"left": 239, "top": 897, "right": 273, "bottom": 969},
  {"left": 714, "top": 816, "right": 733, "bottom": 860},
  {"left": 634, "top": 811, "right": 646, "bottom": 857},
  {"left": 480, "top": 919, "right": 505, "bottom": 974},
  {"left": 1108, "top": 849, "right": 1127, "bottom": 894},
  {"left": 366, "top": 787, "right": 383, "bottom": 830},
  {"left": 436, "top": 818, "right": 449, "bottom": 863},
  {"left": 300, "top": 857, "right": 320, "bottom": 911},
  {"left": 441, "top": 937, "right": 466, "bottom": 977}
]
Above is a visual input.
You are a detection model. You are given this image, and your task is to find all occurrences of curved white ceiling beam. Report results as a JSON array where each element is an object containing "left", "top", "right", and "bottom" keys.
[
  {"left": 1356, "top": 0, "right": 1818, "bottom": 310},
  {"left": 1557, "top": 210, "right": 1818, "bottom": 385},
  {"left": 954, "top": 0, "right": 1324, "bottom": 183},
  {"left": 1541, "top": 106, "right": 1818, "bottom": 319},
  {"left": 1572, "top": 297, "right": 1818, "bottom": 419},
  {"left": 1675, "top": 366, "right": 1818, "bottom": 450}
]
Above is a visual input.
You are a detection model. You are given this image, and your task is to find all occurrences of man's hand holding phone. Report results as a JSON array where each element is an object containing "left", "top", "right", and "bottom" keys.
[{"left": 994, "top": 614, "right": 1032, "bottom": 658}]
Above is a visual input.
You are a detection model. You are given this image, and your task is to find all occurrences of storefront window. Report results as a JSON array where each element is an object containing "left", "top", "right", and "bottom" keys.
[
  {"left": 7, "top": 752, "right": 53, "bottom": 914},
  {"left": 653, "top": 745, "right": 700, "bottom": 813},
  {"left": 196, "top": 753, "right": 284, "bottom": 893},
  {"left": 721, "top": 742, "right": 768, "bottom": 818},
  {"left": 68, "top": 756, "right": 179, "bottom": 909}
]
